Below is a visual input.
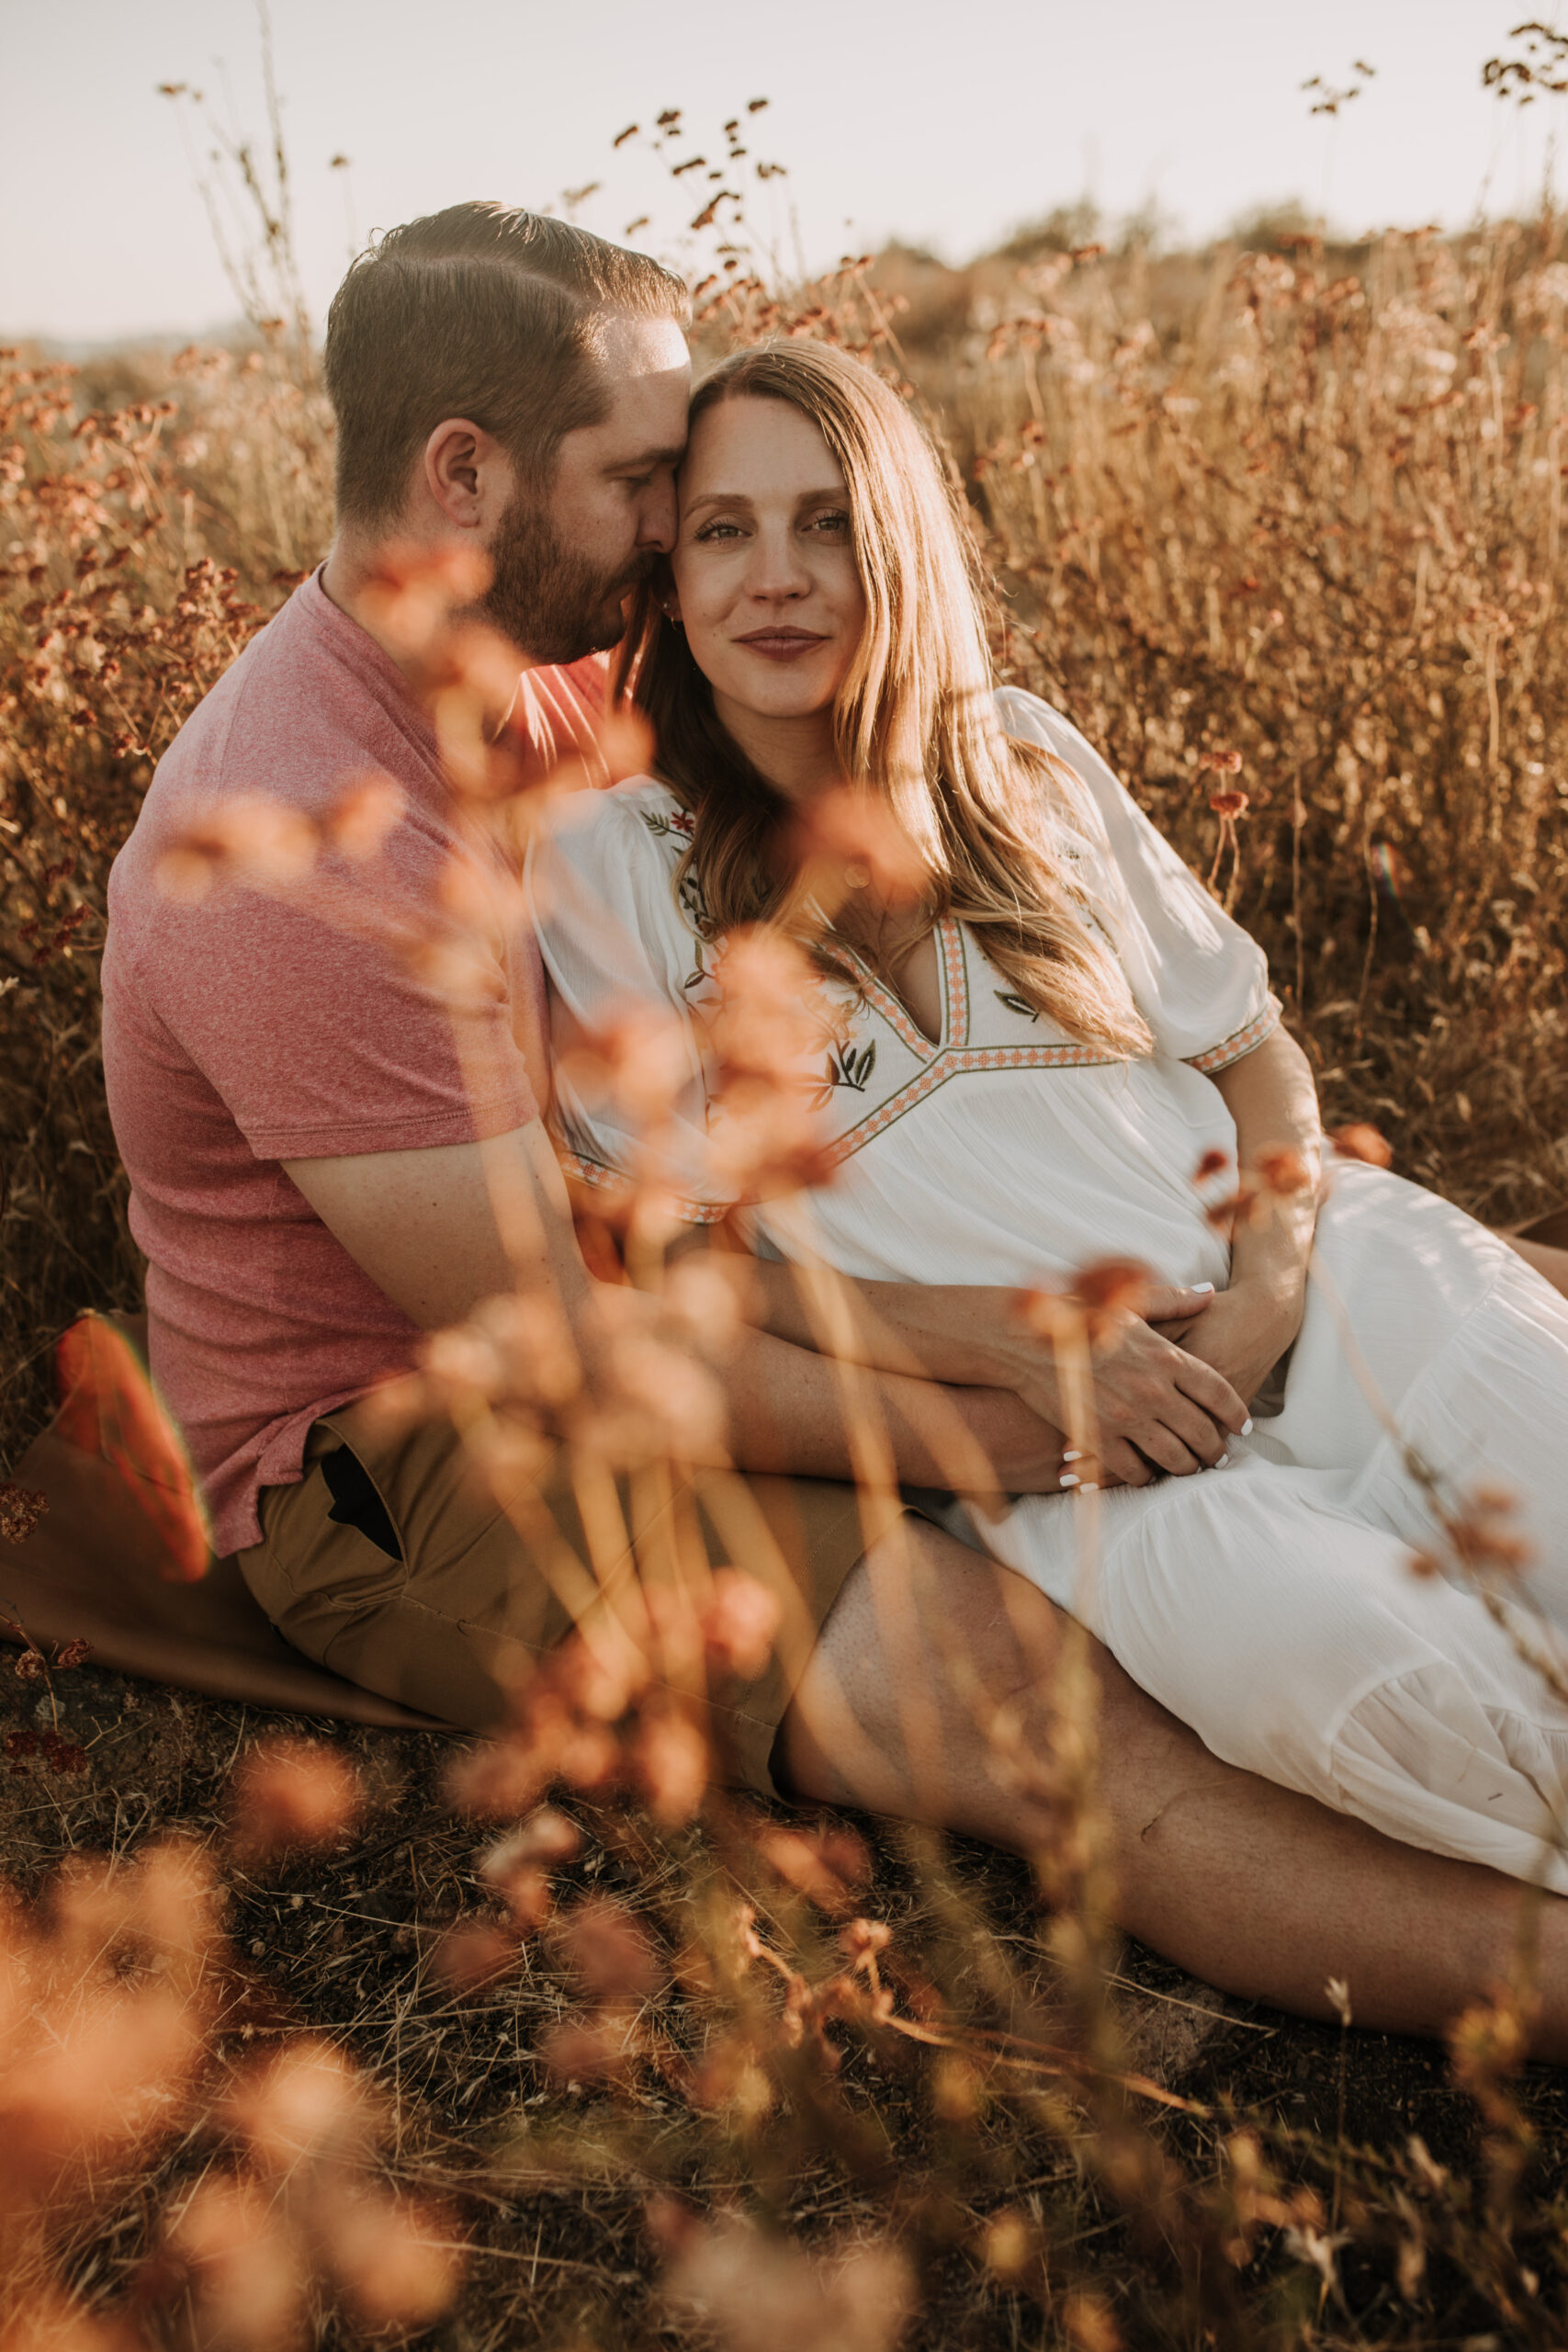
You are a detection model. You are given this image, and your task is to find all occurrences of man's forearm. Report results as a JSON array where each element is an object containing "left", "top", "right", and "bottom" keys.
[
  {"left": 703, "top": 1247, "right": 1030, "bottom": 1390},
  {"left": 715, "top": 1320, "right": 1064, "bottom": 1493}
]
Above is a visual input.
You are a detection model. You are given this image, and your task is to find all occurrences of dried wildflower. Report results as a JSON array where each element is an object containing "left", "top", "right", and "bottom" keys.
[
  {"left": 1330, "top": 1122, "right": 1393, "bottom": 1168},
  {"left": 355, "top": 539, "right": 491, "bottom": 662},
  {"left": 1062, "top": 2291, "right": 1124, "bottom": 2352},
  {"left": 323, "top": 771, "right": 404, "bottom": 858},
  {"left": 555, "top": 1894, "right": 665, "bottom": 2000},
  {"left": 53, "top": 1314, "right": 211, "bottom": 1580},
  {"left": 626, "top": 1702, "right": 710, "bottom": 1827},
  {"left": 0, "top": 1482, "right": 47, "bottom": 1547},
  {"left": 753, "top": 1820, "right": 871, "bottom": 1914},
  {"left": 1446, "top": 1481, "right": 1535, "bottom": 1577},
  {"left": 788, "top": 785, "right": 928, "bottom": 910},
  {"left": 981, "top": 2206, "right": 1036, "bottom": 2281},
  {"left": 1255, "top": 1145, "right": 1313, "bottom": 1196},
  {"left": 700, "top": 1568, "right": 782, "bottom": 1679},
  {"left": 229, "top": 1736, "right": 363, "bottom": 1859},
  {"left": 1017, "top": 1257, "right": 1154, "bottom": 1351},
  {"left": 661, "top": 2215, "right": 917, "bottom": 2352},
  {"left": 156, "top": 794, "right": 319, "bottom": 900},
  {"left": 433, "top": 1918, "right": 519, "bottom": 1991},
  {"left": 539, "top": 2008, "right": 643, "bottom": 2086}
]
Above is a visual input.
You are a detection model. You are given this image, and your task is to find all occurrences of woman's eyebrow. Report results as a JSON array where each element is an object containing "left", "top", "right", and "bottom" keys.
[
  {"left": 682, "top": 490, "right": 755, "bottom": 515},
  {"left": 682, "top": 487, "right": 846, "bottom": 514}
]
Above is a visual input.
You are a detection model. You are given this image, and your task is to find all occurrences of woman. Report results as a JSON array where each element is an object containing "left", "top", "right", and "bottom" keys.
[{"left": 529, "top": 339, "right": 1568, "bottom": 1893}]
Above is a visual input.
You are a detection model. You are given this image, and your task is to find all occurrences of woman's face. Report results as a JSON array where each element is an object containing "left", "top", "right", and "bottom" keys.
[{"left": 666, "top": 394, "right": 867, "bottom": 740}]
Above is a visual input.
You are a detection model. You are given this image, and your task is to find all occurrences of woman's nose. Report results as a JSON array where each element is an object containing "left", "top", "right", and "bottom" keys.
[{"left": 744, "top": 524, "right": 810, "bottom": 598}]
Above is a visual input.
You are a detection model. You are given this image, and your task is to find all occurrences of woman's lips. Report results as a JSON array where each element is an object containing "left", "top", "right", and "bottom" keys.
[{"left": 732, "top": 628, "right": 829, "bottom": 662}]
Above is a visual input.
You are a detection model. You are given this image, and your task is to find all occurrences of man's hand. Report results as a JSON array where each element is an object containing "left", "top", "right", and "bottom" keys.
[
  {"left": 993, "top": 1284, "right": 1250, "bottom": 1486},
  {"left": 1163, "top": 1277, "right": 1304, "bottom": 1412}
]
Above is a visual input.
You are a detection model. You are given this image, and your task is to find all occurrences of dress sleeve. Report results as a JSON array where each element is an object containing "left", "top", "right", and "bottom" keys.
[
  {"left": 994, "top": 686, "right": 1280, "bottom": 1071},
  {"left": 525, "top": 788, "right": 731, "bottom": 1221}
]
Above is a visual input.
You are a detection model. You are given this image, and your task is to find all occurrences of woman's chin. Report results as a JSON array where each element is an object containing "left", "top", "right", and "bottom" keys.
[{"left": 709, "top": 672, "right": 839, "bottom": 726}]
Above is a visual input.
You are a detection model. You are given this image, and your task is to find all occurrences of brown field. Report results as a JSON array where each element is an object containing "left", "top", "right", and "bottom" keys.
[{"left": 6, "top": 189, "right": 1568, "bottom": 2347}]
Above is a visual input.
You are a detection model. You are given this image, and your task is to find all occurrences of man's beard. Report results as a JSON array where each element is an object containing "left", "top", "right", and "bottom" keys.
[{"left": 479, "top": 483, "right": 653, "bottom": 665}]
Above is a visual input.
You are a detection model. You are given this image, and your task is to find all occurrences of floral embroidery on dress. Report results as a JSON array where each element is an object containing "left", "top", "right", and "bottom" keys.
[
  {"left": 811, "top": 1037, "right": 878, "bottom": 1109},
  {"left": 641, "top": 805, "right": 716, "bottom": 989},
  {"left": 640, "top": 805, "right": 696, "bottom": 842}
]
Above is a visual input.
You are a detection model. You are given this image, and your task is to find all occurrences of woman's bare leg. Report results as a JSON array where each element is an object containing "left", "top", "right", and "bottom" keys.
[{"left": 780, "top": 1519, "right": 1565, "bottom": 2053}]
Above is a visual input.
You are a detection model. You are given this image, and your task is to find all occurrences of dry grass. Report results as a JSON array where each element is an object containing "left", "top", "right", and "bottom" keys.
[{"left": 7, "top": 162, "right": 1568, "bottom": 2347}]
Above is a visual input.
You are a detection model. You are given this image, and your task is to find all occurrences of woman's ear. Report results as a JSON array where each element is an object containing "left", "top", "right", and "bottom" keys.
[{"left": 652, "top": 558, "right": 682, "bottom": 627}]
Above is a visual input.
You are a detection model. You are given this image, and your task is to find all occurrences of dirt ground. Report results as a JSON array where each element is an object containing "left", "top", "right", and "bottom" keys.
[{"left": 5, "top": 1649, "right": 1566, "bottom": 2348}]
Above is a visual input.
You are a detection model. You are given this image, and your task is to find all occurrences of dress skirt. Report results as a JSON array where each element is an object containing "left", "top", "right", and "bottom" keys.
[{"left": 953, "top": 1160, "right": 1568, "bottom": 1890}]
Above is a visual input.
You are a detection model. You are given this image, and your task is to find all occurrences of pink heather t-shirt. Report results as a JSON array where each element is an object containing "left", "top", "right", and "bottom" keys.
[{"left": 102, "top": 571, "right": 606, "bottom": 1555}]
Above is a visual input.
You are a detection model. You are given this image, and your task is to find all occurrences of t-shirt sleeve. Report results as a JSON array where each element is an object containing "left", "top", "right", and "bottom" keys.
[
  {"left": 525, "top": 790, "right": 730, "bottom": 1221},
  {"left": 146, "top": 825, "right": 539, "bottom": 1160},
  {"left": 995, "top": 687, "right": 1280, "bottom": 1071}
]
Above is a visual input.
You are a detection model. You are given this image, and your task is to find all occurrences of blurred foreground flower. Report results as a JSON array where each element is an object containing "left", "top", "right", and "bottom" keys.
[
  {"left": 1016, "top": 1258, "right": 1153, "bottom": 1353},
  {"left": 53, "top": 1315, "right": 209, "bottom": 1580},
  {"left": 657, "top": 2210, "right": 916, "bottom": 2352},
  {"left": 228, "top": 1736, "right": 364, "bottom": 1860},
  {"left": 159, "top": 2040, "right": 461, "bottom": 2342}
]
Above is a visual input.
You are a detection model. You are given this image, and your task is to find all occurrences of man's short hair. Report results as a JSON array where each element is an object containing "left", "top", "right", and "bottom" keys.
[{"left": 323, "top": 202, "right": 689, "bottom": 531}]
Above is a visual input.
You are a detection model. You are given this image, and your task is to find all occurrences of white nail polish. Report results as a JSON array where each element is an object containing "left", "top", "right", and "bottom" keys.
[
  {"left": 1241, "top": 1419, "right": 1254, "bottom": 1437},
  {"left": 1059, "top": 1472, "right": 1080, "bottom": 1488},
  {"left": 1215, "top": 1453, "right": 1229, "bottom": 1468},
  {"left": 1082, "top": 1481, "right": 1100, "bottom": 1492},
  {"left": 1191, "top": 1281, "right": 1215, "bottom": 1294},
  {"left": 1062, "top": 1448, "right": 1084, "bottom": 1463}
]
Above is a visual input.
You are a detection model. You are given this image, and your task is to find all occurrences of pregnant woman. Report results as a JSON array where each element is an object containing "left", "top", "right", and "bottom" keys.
[{"left": 528, "top": 338, "right": 1568, "bottom": 1895}]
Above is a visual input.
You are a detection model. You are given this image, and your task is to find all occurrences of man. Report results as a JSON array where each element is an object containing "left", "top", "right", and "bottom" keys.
[{"left": 101, "top": 204, "right": 1568, "bottom": 2052}]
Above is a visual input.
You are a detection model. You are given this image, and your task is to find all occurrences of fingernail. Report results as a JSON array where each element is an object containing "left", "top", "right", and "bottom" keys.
[
  {"left": 1059, "top": 1472, "right": 1080, "bottom": 1488},
  {"left": 1191, "top": 1281, "right": 1215, "bottom": 1294},
  {"left": 1241, "top": 1419, "right": 1254, "bottom": 1436},
  {"left": 1062, "top": 1448, "right": 1084, "bottom": 1463},
  {"left": 1082, "top": 1481, "right": 1100, "bottom": 1492},
  {"left": 1215, "top": 1453, "right": 1229, "bottom": 1468}
]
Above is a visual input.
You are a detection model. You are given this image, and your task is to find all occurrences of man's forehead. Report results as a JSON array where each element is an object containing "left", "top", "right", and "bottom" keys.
[
  {"left": 579, "top": 314, "right": 690, "bottom": 458},
  {"left": 599, "top": 311, "right": 691, "bottom": 381}
]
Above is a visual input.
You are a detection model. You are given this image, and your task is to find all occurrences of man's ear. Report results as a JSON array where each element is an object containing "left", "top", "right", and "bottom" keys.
[{"left": 423, "top": 418, "right": 513, "bottom": 532}]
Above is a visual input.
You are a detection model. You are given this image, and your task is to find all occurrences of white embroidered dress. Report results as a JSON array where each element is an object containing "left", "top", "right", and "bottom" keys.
[{"left": 530, "top": 688, "right": 1568, "bottom": 1889}]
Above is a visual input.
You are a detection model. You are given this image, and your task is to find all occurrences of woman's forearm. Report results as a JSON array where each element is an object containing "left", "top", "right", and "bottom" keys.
[
  {"left": 1184, "top": 1028, "right": 1323, "bottom": 1402},
  {"left": 1212, "top": 1026, "right": 1323, "bottom": 1303}
]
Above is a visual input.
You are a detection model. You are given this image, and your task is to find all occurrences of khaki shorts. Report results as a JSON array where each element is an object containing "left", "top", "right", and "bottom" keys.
[{"left": 237, "top": 1396, "right": 901, "bottom": 1799}]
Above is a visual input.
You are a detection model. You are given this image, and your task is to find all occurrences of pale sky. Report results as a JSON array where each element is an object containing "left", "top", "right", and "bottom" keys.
[{"left": 3, "top": 0, "right": 1561, "bottom": 344}]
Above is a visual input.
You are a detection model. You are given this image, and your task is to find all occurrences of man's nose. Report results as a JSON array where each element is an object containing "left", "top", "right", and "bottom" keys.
[{"left": 637, "top": 476, "right": 679, "bottom": 555}]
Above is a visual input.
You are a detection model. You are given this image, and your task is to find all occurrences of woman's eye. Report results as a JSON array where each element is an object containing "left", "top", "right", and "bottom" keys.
[
  {"left": 695, "top": 520, "right": 743, "bottom": 541},
  {"left": 811, "top": 510, "right": 852, "bottom": 536}
]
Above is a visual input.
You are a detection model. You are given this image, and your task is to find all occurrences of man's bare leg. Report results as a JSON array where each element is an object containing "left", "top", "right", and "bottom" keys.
[
  {"left": 779, "top": 1519, "right": 1568, "bottom": 2054},
  {"left": 1506, "top": 1232, "right": 1568, "bottom": 1298}
]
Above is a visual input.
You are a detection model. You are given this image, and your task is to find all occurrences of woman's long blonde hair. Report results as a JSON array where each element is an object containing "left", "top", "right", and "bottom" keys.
[{"left": 613, "top": 340, "right": 1153, "bottom": 1057}]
